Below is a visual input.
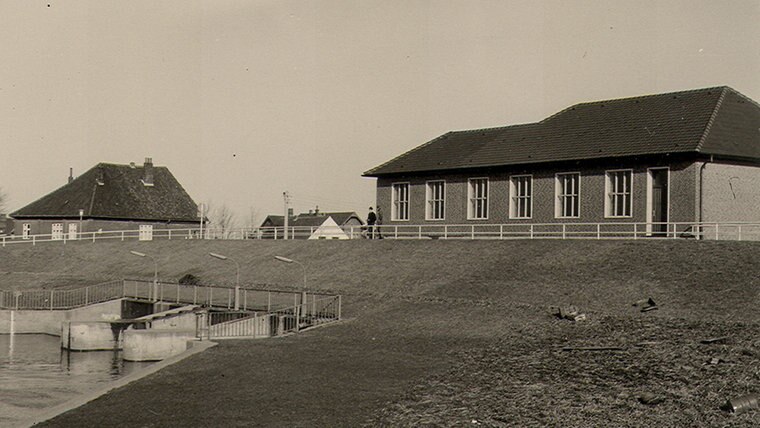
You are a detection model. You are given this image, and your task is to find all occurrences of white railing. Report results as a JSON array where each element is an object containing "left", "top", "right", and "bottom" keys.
[
  {"left": 0, "top": 278, "right": 340, "bottom": 312},
  {"left": 200, "top": 295, "right": 342, "bottom": 339},
  {"left": 2, "top": 222, "right": 760, "bottom": 246}
]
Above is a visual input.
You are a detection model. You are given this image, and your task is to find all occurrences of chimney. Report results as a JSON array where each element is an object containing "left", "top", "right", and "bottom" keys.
[
  {"left": 68, "top": 167, "right": 73, "bottom": 184},
  {"left": 315, "top": 205, "right": 320, "bottom": 215},
  {"left": 143, "top": 157, "right": 154, "bottom": 186}
]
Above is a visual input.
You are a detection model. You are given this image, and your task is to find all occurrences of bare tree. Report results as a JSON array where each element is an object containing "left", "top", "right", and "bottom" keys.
[
  {"left": 247, "top": 206, "right": 261, "bottom": 229},
  {"left": 207, "top": 203, "right": 237, "bottom": 238},
  {"left": 0, "top": 187, "right": 6, "bottom": 213}
]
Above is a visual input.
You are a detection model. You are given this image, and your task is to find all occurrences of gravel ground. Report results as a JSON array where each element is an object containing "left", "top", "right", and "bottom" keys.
[{"left": 368, "top": 315, "right": 760, "bottom": 427}]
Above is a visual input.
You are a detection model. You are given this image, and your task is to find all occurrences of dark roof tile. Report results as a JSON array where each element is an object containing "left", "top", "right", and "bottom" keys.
[
  {"left": 12, "top": 162, "right": 200, "bottom": 222},
  {"left": 364, "top": 87, "right": 760, "bottom": 176}
]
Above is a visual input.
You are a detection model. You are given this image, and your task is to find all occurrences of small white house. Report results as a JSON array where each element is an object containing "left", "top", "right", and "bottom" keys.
[{"left": 308, "top": 217, "right": 350, "bottom": 240}]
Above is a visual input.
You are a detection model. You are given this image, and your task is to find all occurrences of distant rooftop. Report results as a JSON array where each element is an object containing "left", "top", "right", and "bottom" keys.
[{"left": 12, "top": 159, "right": 200, "bottom": 223}]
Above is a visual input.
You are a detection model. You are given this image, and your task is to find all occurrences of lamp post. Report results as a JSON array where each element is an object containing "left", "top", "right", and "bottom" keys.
[
  {"left": 273, "top": 256, "right": 306, "bottom": 291},
  {"left": 78, "top": 209, "right": 84, "bottom": 240},
  {"left": 274, "top": 255, "right": 308, "bottom": 323},
  {"left": 130, "top": 250, "right": 159, "bottom": 301},
  {"left": 209, "top": 252, "right": 240, "bottom": 310}
]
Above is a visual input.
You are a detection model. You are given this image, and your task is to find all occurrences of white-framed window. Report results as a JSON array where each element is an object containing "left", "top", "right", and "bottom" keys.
[
  {"left": 22, "top": 223, "right": 31, "bottom": 239},
  {"left": 68, "top": 223, "right": 78, "bottom": 241},
  {"left": 605, "top": 169, "right": 633, "bottom": 218},
  {"left": 509, "top": 175, "right": 533, "bottom": 219},
  {"left": 467, "top": 178, "right": 489, "bottom": 220},
  {"left": 139, "top": 224, "right": 154, "bottom": 241},
  {"left": 425, "top": 180, "right": 445, "bottom": 220},
  {"left": 555, "top": 173, "right": 580, "bottom": 218},
  {"left": 391, "top": 183, "right": 409, "bottom": 221},
  {"left": 51, "top": 223, "right": 64, "bottom": 240}
]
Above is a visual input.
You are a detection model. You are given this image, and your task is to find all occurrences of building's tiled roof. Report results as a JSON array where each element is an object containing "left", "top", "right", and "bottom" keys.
[
  {"left": 261, "top": 211, "right": 362, "bottom": 228},
  {"left": 364, "top": 86, "right": 760, "bottom": 176},
  {"left": 11, "top": 162, "right": 200, "bottom": 222}
]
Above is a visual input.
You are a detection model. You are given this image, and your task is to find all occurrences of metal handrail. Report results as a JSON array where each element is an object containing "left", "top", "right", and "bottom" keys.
[
  {"left": 2, "top": 221, "right": 760, "bottom": 246},
  {"left": 0, "top": 278, "right": 341, "bottom": 311}
]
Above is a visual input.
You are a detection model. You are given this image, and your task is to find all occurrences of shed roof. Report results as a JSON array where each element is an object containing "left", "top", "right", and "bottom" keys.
[
  {"left": 11, "top": 162, "right": 200, "bottom": 222},
  {"left": 364, "top": 86, "right": 760, "bottom": 176}
]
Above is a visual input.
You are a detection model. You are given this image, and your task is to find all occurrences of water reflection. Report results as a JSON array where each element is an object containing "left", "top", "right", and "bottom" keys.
[{"left": 0, "top": 334, "right": 153, "bottom": 427}]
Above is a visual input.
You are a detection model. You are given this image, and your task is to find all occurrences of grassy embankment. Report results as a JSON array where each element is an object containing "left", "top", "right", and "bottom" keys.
[{"left": 1, "top": 239, "right": 759, "bottom": 427}]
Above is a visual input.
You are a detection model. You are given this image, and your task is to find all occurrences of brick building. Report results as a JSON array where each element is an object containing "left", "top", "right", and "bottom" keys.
[
  {"left": 10, "top": 158, "right": 201, "bottom": 239},
  {"left": 364, "top": 87, "right": 760, "bottom": 235}
]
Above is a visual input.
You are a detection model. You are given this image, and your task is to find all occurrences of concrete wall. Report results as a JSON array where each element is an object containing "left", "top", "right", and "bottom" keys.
[
  {"left": 702, "top": 162, "right": 760, "bottom": 222},
  {"left": 62, "top": 321, "right": 123, "bottom": 351},
  {"left": 122, "top": 329, "right": 196, "bottom": 361},
  {"left": 0, "top": 299, "right": 123, "bottom": 335},
  {"left": 376, "top": 160, "right": 697, "bottom": 226},
  {"left": 149, "top": 312, "right": 197, "bottom": 330},
  {"left": 697, "top": 162, "right": 760, "bottom": 240}
]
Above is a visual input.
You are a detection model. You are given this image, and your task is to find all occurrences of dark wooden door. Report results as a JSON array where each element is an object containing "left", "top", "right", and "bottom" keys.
[{"left": 651, "top": 170, "right": 668, "bottom": 235}]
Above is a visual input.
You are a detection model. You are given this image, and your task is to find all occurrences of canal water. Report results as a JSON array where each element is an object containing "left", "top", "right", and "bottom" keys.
[{"left": 0, "top": 334, "right": 153, "bottom": 427}]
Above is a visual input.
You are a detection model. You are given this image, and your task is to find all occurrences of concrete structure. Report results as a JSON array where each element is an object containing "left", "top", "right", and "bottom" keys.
[
  {"left": 62, "top": 321, "right": 123, "bottom": 351},
  {"left": 0, "top": 299, "right": 123, "bottom": 335},
  {"left": 10, "top": 158, "right": 201, "bottom": 238},
  {"left": 364, "top": 87, "right": 760, "bottom": 235},
  {"left": 122, "top": 329, "right": 197, "bottom": 361}
]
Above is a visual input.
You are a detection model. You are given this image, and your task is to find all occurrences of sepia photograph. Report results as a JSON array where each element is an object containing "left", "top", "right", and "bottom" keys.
[{"left": 0, "top": 1, "right": 759, "bottom": 426}]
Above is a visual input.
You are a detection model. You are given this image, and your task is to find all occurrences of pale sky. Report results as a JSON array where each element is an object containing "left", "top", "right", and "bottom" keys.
[{"left": 1, "top": 0, "right": 758, "bottom": 225}]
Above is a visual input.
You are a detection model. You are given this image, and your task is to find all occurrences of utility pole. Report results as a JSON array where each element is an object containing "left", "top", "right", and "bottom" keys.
[
  {"left": 283, "top": 191, "right": 290, "bottom": 240},
  {"left": 198, "top": 203, "right": 205, "bottom": 239}
]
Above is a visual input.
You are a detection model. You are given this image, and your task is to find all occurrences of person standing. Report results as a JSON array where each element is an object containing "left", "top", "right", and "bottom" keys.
[
  {"left": 375, "top": 206, "right": 383, "bottom": 239},
  {"left": 366, "top": 207, "right": 377, "bottom": 239}
]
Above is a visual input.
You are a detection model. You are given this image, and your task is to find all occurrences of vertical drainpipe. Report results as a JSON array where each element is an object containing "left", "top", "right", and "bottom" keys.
[{"left": 698, "top": 155, "right": 714, "bottom": 238}]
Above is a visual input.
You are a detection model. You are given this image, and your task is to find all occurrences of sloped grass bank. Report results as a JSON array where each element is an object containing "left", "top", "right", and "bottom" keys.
[{"left": 1, "top": 239, "right": 759, "bottom": 426}]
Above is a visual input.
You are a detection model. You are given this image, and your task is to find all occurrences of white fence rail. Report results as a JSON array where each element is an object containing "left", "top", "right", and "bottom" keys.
[
  {"left": 2, "top": 222, "right": 760, "bottom": 246},
  {"left": 0, "top": 278, "right": 339, "bottom": 312},
  {"left": 200, "top": 295, "right": 342, "bottom": 339}
]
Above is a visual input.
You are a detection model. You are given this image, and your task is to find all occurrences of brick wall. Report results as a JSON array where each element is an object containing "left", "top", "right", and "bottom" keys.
[{"left": 376, "top": 160, "right": 698, "bottom": 226}]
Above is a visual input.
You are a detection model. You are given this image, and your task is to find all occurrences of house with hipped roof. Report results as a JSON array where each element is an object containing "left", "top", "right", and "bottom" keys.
[
  {"left": 259, "top": 207, "right": 363, "bottom": 239},
  {"left": 364, "top": 86, "right": 760, "bottom": 236},
  {"left": 10, "top": 158, "right": 201, "bottom": 239}
]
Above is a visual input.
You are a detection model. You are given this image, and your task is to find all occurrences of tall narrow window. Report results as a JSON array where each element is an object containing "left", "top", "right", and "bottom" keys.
[
  {"left": 510, "top": 175, "right": 533, "bottom": 219},
  {"left": 426, "top": 181, "right": 445, "bottom": 220},
  {"left": 51, "top": 223, "right": 64, "bottom": 240},
  {"left": 139, "top": 224, "right": 154, "bottom": 241},
  {"left": 22, "top": 223, "right": 31, "bottom": 239},
  {"left": 605, "top": 170, "right": 633, "bottom": 217},
  {"left": 392, "top": 183, "right": 409, "bottom": 221},
  {"left": 468, "top": 178, "right": 489, "bottom": 220},
  {"left": 555, "top": 173, "right": 580, "bottom": 218},
  {"left": 68, "top": 223, "right": 78, "bottom": 241}
]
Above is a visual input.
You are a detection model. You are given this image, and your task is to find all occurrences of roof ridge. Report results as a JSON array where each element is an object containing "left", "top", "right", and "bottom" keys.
[
  {"left": 363, "top": 132, "right": 453, "bottom": 176},
  {"left": 450, "top": 122, "right": 537, "bottom": 134},
  {"left": 724, "top": 86, "right": 760, "bottom": 110},
  {"left": 696, "top": 87, "right": 729, "bottom": 152},
  {"left": 541, "top": 86, "right": 729, "bottom": 123}
]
